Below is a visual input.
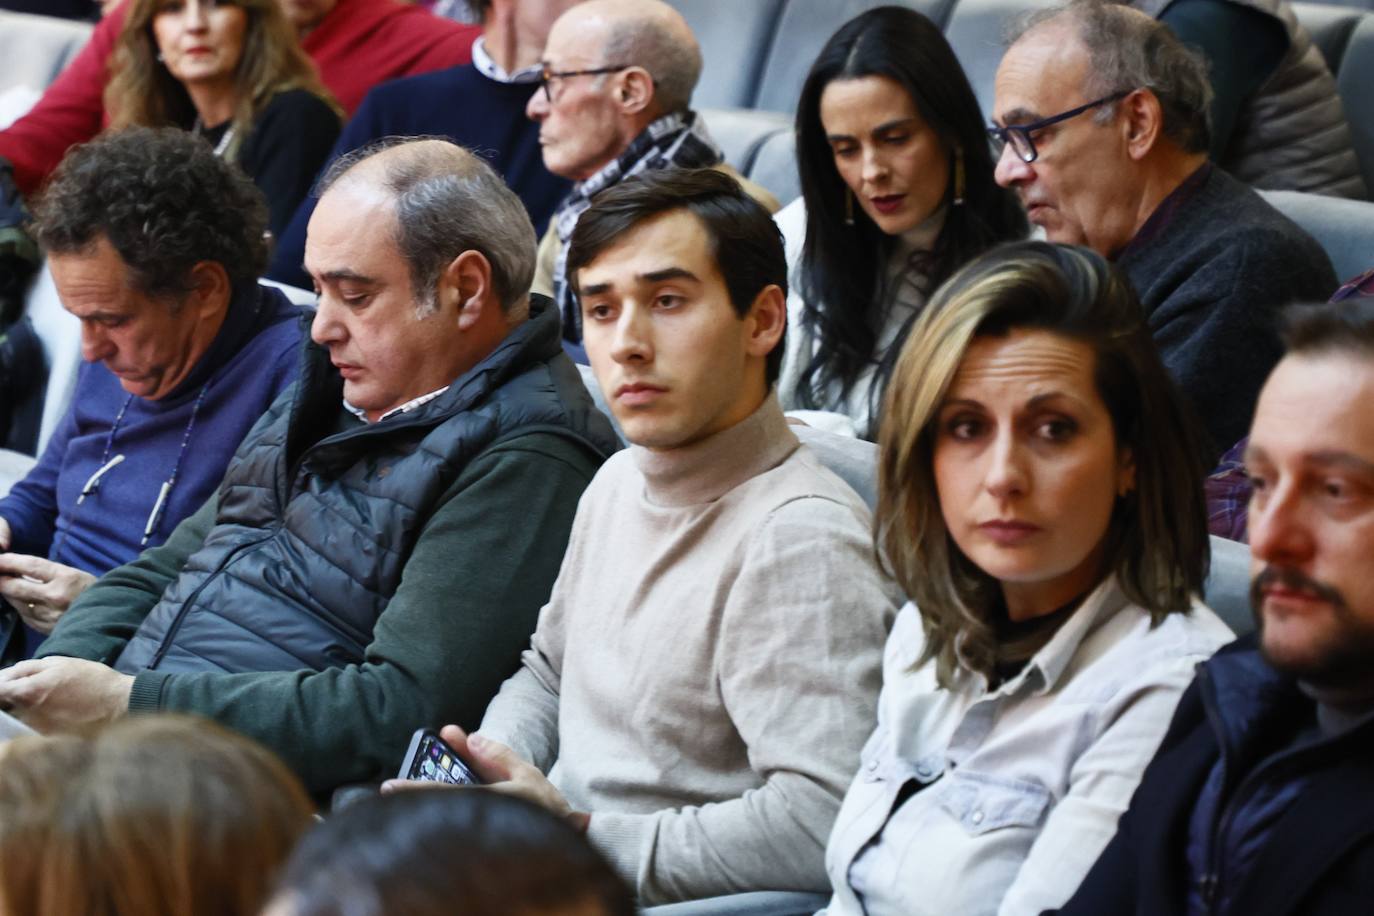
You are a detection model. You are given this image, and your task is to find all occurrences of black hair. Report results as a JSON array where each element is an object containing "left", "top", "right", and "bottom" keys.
[
  {"left": 794, "top": 5, "right": 1027, "bottom": 421},
  {"left": 272, "top": 792, "right": 635, "bottom": 916},
  {"left": 1281, "top": 297, "right": 1374, "bottom": 358},
  {"left": 31, "top": 126, "right": 269, "bottom": 299},
  {"left": 566, "top": 167, "right": 788, "bottom": 384}
]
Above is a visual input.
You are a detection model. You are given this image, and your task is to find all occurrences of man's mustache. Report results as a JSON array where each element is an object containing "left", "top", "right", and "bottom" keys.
[{"left": 1250, "top": 565, "right": 1348, "bottom": 614}]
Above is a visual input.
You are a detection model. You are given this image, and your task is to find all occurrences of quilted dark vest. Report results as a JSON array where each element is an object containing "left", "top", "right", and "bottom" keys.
[{"left": 114, "top": 297, "right": 618, "bottom": 674}]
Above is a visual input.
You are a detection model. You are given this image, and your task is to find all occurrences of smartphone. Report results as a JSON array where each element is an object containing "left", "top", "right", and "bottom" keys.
[{"left": 397, "top": 728, "right": 482, "bottom": 786}]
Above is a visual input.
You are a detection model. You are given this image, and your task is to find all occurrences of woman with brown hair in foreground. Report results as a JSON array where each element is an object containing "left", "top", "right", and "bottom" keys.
[{"left": 0, "top": 715, "right": 314, "bottom": 916}]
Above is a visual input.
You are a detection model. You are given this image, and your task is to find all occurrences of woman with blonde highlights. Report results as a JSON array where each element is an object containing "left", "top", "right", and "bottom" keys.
[
  {"left": 105, "top": 0, "right": 341, "bottom": 238},
  {"left": 0, "top": 715, "right": 314, "bottom": 916},
  {"left": 819, "top": 241, "right": 1232, "bottom": 916}
]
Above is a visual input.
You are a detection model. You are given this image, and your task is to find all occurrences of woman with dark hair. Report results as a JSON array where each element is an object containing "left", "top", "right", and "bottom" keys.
[
  {"left": 264, "top": 791, "right": 636, "bottom": 916},
  {"left": 104, "top": 0, "right": 341, "bottom": 239},
  {"left": 777, "top": 5, "right": 1027, "bottom": 440},
  {"left": 819, "top": 241, "right": 1231, "bottom": 915}
]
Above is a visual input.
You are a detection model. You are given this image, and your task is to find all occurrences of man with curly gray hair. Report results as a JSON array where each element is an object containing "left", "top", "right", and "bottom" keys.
[
  {"left": 0, "top": 127, "right": 304, "bottom": 662},
  {"left": 990, "top": 0, "right": 1336, "bottom": 458}
]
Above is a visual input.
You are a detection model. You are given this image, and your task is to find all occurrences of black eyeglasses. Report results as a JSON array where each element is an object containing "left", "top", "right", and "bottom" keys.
[
  {"left": 538, "top": 65, "right": 632, "bottom": 103},
  {"left": 987, "top": 90, "right": 1131, "bottom": 163}
]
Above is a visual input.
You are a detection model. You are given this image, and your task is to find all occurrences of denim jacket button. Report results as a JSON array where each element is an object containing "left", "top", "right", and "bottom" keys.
[
  {"left": 866, "top": 758, "right": 879, "bottom": 772},
  {"left": 916, "top": 765, "right": 932, "bottom": 779},
  {"left": 970, "top": 809, "right": 984, "bottom": 825}
]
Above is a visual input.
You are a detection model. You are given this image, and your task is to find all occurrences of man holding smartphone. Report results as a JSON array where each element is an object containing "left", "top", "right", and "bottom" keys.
[
  {"left": 0, "top": 138, "right": 620, "bottom": 798},
  {"left": 389, "top": 169, "right": 900, "bottom": 905}
]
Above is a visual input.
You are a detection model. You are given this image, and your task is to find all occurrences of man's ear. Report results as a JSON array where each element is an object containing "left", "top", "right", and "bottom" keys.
[
  {"left": 440, "top": 249, "right": 495, "bottom": 330},
  {"left": 185, "top": 260, "right": 232, "bottom": 319},
  {"left": 744, "top": 283, "right": 786, "bottom": 361},
  {"left": 1122, "top": 89, "right": 1163, "bottom": 161},
  {"left": 615, "top": 66, "right": 655, "bottom": 116}
]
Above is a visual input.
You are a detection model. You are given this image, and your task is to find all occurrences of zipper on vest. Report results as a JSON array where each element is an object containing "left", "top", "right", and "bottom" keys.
[{"left": 146, "top": 528, "right": 278, "bottom": 669}]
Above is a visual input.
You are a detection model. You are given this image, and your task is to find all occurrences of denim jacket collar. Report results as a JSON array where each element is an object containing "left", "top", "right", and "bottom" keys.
[{"left": 978, "top": 575, "right": 1130, "bottom": 698}]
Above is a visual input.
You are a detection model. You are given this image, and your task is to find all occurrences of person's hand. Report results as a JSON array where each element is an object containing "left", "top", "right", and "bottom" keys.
[
  {"left": 382, "top": 725, "right": 587, "bottom": 829},
  {"left": 0, "top": 657, "right": 132, "bottom": 734},
  {"left": 0, "top": 553, "right": 97, "bottom": 634},
  {"left": 0, "top": 516, "right": 11, "bottom": 551}
]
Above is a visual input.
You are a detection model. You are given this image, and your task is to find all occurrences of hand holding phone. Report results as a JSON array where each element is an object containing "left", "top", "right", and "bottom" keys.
[{"left": 397, "top": 728, "right": 483, "bottom": 786}]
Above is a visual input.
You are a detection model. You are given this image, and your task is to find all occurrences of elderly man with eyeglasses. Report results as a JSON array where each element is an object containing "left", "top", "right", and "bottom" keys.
[
  {"left": 525, "top": 0, "right": 778, "bottom": 360},
  {"left": 990, "top": 0, "right": 1336, "bottom": 459}
]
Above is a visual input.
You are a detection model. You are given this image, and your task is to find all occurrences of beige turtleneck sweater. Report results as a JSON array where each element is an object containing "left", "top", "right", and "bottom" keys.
[{"left": 479, "top": 395, "right": 900, "bottom": 904}]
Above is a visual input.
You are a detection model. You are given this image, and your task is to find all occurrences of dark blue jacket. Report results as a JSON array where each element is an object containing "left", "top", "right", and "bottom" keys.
[
  {"left": 110, "top": 294, "right": 618, "bottom": 675},
  {"left": 266, "top": 64, "right": 569, "bottom": 290},
  {"left": 1050, "top": 634, "right": 1374, "bottom": 916}
]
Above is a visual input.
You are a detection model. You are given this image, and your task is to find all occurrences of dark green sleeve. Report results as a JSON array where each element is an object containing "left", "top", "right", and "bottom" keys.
[
  {"left": 126, "top": 432, "right": 601, "bottom": 795},
  {"left": 1158, "top": 0, "right": 1287, "bottom": 160},
  {"left": 37, "top": 494, "right": 218, "bottom": 665}
]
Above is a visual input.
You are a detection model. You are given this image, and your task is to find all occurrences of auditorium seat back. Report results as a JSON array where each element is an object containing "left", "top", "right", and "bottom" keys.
[
  {"left": 1332, "top": 15, "right": 1374, "bottom": 193},
  {"left": 0, "top": 11, "right": 93, "bottom": 96},
  {"left": 750, "top": 0, "right": 956, "bottom": 113},
  {"left": 1260, "top": 190, "right": 1374, "bottom": 283}
]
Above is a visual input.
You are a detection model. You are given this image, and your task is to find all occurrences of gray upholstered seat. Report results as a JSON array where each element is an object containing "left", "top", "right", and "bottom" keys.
[
  {"left": 745, "top": 129, "right": 800, "bottom": 210},
  {"left": 1205, "top": 534, "right": 1254, "bottom": 637},
  {"left": 22, "top": 263, "right": 82, "bottom": 456},
  {"left": 698, "top": 107, "right": 792, "bottom": 178},
  {"left": 668, "top": 0, "right": 788, "bottom": 109},
  {"left": 0, "top": 11, "right": 93, "bottom": 95},
  {"left": 750, "top": 0, "right": 958, "bottom": 114},
  {"left": 642, "top": 891, "right": 830, "bottom": 915},
  {"left": 944, "top": 0, "right": 1042, "bottom": 120},
  {"left": 1333, "top": 14, "right": 1374, "bottom": 192},
  {"left": 1292, "top": 0, "right": 1367, "bottom": 69},
  {"left": 1259, "top": 189, "right": 1374, "bottom": 283}
]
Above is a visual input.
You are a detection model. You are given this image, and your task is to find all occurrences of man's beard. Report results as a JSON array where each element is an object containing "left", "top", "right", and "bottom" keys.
[{"left": 1250, "top": 565, "right": 1374, "bottom": 688}]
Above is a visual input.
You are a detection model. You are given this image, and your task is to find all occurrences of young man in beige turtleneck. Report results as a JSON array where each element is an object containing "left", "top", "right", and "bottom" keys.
[{"left": 388, "top": 169, "right": 901, "bottom": 905}]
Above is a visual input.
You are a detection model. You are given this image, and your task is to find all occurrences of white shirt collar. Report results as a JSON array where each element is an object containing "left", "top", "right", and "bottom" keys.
[
  {"left": 471, "top": 36, "right": 543, "bottom": 85},
  {"left": 343, "top": 385, "right": 451, "bottom": 424}
]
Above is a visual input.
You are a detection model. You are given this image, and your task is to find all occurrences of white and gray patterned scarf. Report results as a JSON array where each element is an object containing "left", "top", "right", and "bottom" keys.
[{"left": 552, "top": 110, "right": 724, "bottom": 341}]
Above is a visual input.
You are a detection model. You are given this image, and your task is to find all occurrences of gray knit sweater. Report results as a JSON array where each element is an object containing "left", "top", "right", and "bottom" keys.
[
  {"left": 1116, "top": 164, "right": 1336, "bottom": 456},
  {"left": 478, "top": 395, "right": 901, "bottom": 904}
]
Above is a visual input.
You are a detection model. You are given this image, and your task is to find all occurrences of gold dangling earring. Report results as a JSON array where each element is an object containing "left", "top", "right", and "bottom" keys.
[
  {"left": 844, "top": 188, "right": 855, "bottom": 225},
  {"left": 953, "top": 146, "right": 966, "bottom": 206}
]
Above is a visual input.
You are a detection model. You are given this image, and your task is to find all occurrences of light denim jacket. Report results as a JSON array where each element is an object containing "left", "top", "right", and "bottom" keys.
[{"left": 819, "top": 576, "right": 1233, "bottom": 916}]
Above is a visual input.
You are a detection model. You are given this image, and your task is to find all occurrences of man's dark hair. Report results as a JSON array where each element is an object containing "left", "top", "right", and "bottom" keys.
[
  {"left": 1282, "top": 298, "right": 1374, "bottom": 358},
  {"left": 272, "top": 791, "right": 636, "bottom": 916},
  {"left": 31, "top": 126, "right": 269, "bottom": 300},
  {"left": 566, "top": 168, "right": 788, "bottom": 384}
]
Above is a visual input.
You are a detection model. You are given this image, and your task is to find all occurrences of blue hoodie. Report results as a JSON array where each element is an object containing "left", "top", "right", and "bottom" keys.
[{"left": 0, "top": 283, "right": 304, "bottom": 654}]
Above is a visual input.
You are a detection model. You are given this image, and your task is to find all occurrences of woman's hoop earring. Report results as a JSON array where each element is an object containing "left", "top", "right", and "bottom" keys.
[{"left": 844, "top": 188, "right": 855, "bottom": 226}]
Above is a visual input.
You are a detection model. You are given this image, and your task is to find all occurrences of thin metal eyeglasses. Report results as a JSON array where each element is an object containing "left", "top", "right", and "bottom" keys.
[
  {"left": 986, "top": 90, "right": 1131, "bottom": 163},
  {"left": 538, "top": 65, "right": 632, "bottom": 102}
]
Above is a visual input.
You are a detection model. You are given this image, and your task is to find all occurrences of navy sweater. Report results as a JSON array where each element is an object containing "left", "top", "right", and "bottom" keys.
[
  {"left": 267, "top": 64, "right": 570, "bottom": 289},
  {"left": 0, "top": 284, "right": 303, "bottom": 578}
]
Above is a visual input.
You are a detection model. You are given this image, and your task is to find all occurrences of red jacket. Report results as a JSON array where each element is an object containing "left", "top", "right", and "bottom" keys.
[{"left": 0, "top": 0, "right": 479, "bottom": 195}]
